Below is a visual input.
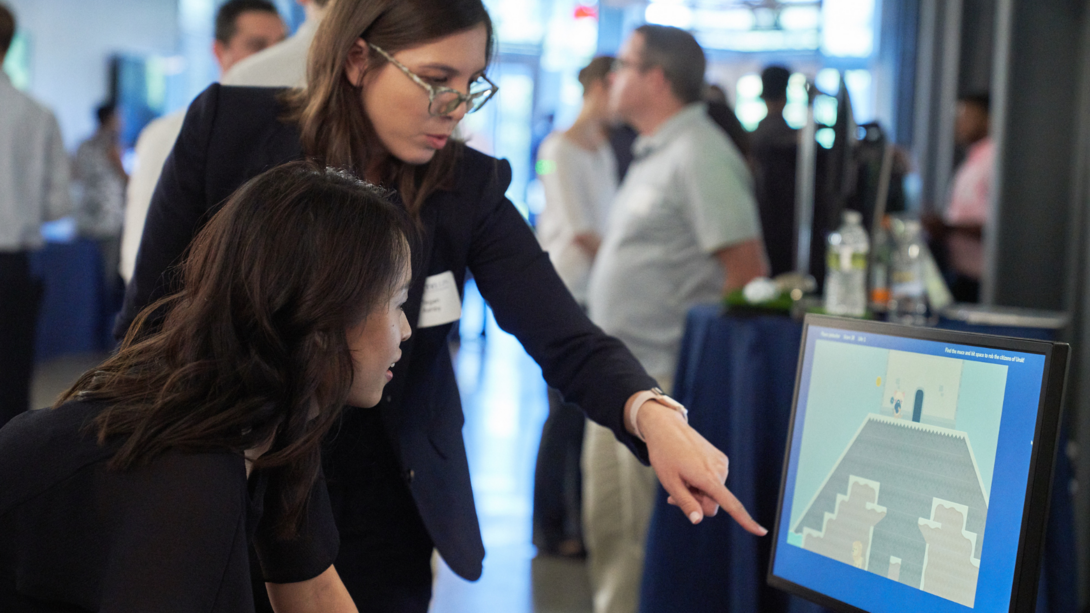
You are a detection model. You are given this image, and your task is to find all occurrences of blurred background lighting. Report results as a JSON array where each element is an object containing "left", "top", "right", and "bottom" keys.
[
  {"left": 821, "top": 0, "right": 876, "bottom": 57},
  {"left": 814, "top": 94, "right": 839, "bottom": 126},
  {"left": 694, "top": 8, "right": 755, "bottom": 31},
  {"left": 784, "top": 73, "right": 810, "bottom": 129},
  {"left": 816, "top": 68, "right": 842, "bottom": 95},
  {"left": 645, "top": 2, "right": 694, "bottom": 29},
  {"left": 779, "top": 6, "right": 821, "bottom": 31}
]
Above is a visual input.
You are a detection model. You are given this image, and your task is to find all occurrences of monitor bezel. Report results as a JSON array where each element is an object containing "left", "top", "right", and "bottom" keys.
[{"left": 766, "top": 314, "right": 1069, "bottom": 613}]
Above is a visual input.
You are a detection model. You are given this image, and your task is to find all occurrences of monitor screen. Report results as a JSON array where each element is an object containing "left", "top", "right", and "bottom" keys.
[{"left": 769, "top": 315, "right": 1068, "bottom": 612}]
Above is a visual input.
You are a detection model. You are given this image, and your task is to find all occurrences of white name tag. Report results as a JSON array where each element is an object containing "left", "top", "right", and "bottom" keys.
[{"left": 417, "top": 271, "right": 462, "bottom": 328}]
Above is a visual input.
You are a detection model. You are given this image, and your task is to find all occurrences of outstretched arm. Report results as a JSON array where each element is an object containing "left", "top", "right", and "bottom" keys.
[
  {"left": 465, "top": 155, "right": 764, "bottom": 535},
  {"left": 628, "top": 395, "right": 767, "bottom": 535}
]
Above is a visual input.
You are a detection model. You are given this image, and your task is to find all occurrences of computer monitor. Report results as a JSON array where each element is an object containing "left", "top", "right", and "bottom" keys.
[{"left": 768, "top": 315, "right": 1069, "bottom": 612}]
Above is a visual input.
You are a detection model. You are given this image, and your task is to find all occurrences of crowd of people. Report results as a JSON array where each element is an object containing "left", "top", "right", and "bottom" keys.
[{"left": 0, "top": 0, "right": 990, "bottom": 612}]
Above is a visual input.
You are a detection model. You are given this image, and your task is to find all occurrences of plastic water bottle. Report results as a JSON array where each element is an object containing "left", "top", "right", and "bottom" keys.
[
  {"left": 889, "top": 218, "right": 928, "bottom": 325},
  {"left": 824, "top": 210, "right": 869, "bottom": 317}
]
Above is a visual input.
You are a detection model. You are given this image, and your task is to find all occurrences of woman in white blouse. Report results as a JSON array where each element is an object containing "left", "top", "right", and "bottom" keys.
[{"left": 535, "top": 56, "right": 617, "bottom": 305}]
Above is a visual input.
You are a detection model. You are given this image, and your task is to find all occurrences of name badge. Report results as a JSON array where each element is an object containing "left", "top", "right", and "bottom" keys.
[{"left": 418, "top": 271, "right": 462, "bottom": 328}]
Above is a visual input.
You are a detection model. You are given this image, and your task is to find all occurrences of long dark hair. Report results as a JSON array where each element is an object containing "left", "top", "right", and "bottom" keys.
[
  {"left": 284, "top": 0, "right": 494, "bottom": 217},
  {"left": 58, "top": 161, "right": 413, "bottom": 538}
]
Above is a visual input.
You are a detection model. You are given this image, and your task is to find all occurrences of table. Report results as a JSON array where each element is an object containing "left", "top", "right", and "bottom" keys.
[
  {"left": 30, "top": 238, "right": 114, "bottom": 361},
  {"left": 639, "top": 307, "right": 1077, "bottom": 613}
]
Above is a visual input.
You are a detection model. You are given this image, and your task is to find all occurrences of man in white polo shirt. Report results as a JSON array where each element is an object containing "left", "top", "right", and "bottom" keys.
[
  {"left": 583, "top": 24, "right": 768, "bottom": 613},
  {"left": 222, "top": 0, "right": 330, "bottom": 88},
  {"left": 120, "top": 0, "right": 285, "bottom": 283}
]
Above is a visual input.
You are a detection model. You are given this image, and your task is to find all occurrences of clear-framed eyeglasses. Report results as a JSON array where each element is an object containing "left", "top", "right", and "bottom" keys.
[{"left": 368, "top": 42, "right": 499, "bottom": 117}]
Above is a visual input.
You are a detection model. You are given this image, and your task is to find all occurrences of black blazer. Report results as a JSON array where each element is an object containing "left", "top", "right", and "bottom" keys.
[
  {"left": 118, "top": 85, "right": 656, "bottom": 580},
  {"left": 0, "top": 400, "right": 337, "bottom": 610}
]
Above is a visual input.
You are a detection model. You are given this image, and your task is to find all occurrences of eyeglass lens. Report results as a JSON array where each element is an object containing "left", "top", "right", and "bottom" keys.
[{"left": 430, "top": 82, "right": 493, "bottom": 116}]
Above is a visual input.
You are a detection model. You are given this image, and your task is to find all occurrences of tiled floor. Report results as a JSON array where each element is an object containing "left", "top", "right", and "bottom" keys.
[
  {"left": 431, "top": 283, "right": 593, "bottom": 613},
  {"left": 30, "top": 283, "right": 594, "bottom": 613}
]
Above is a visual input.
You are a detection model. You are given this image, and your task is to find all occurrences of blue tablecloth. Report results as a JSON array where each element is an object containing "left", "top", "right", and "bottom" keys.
[
  {"left": 30, "top": 238, "right": 113, "bottom": 361},
  {"left": 640, "top": 307, "right": 1077, "bottom": 613}
]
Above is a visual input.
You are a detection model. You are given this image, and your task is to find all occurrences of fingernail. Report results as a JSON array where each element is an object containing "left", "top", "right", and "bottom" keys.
[
  {"left": 689, "top": 511, "right": 702, "bottom": 524},
  {"left": 759, "top": 526, "right": 769, "bottom": 536}
]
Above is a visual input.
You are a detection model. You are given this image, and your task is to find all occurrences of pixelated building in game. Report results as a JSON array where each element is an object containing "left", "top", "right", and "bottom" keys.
[{"left": 788, "top": 350, "right": 999, "bottom": 608}]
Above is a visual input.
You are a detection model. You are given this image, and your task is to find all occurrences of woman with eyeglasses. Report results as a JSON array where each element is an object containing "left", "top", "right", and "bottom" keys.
[{"left": 118, "top": 1, "right": 766, "bottom": 611}]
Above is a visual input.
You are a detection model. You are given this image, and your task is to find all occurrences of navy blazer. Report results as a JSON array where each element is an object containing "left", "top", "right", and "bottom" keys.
[{"left": 118, "top": 85, "right": 656, "bottom": 581}]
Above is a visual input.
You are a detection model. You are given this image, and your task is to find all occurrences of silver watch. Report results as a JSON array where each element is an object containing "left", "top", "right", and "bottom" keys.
[{"left": 651, "top": 387, "right": 688, "bottom": 421}]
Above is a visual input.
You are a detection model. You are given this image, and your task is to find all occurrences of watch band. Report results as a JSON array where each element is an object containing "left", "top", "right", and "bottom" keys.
[{"left": 628, "top": 387, "right": 689, "bottom": 442}]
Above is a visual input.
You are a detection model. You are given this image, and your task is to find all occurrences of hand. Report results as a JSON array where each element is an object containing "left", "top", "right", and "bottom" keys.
[
  {"left": 573, "top": 232, "right": 602, "bottom": 258},
  {"left": 637, "top": 401, "right": 767, "bottom": 536}
]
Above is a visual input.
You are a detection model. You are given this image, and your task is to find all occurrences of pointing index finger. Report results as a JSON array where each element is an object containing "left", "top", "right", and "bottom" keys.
[{"left": 702, "top": 480, "right": 767, "bottom": 536}]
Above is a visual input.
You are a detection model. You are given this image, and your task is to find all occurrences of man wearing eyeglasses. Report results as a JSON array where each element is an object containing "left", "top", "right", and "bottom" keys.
[{"left": 583, "top": 25, "right": 769, "bottom": 613}]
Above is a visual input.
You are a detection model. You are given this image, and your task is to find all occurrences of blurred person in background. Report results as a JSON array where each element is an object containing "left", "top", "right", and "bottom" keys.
[
  {"left": 612, "top": 83, "right": 752, "bottom": 186},
  {"left": 223, "top": 0, "right": 331, "bottom": 88},
  {"left": 704, "top": 83, "right": 751, "bottom": 162},
  {"left": 925, "top": 92, "right": 992, "bottom": 303},
  {"left": 536, "top": 56, "right": 616, "bottom": 312},
  {"left": 607, "top": 122, "right": 638, "bottom": 182},
  {"left": 211, "top": 0, "right": 286, "bottom": 70},
  {"left": 119, "top": 0, "right": 285, "bottom": 283},
  {"left": 751, "top": 64, "right": 796, "bottom": 153},
  {"left": 118, "top": 1, "right": 766, "bottom": 610},
  {"left": 72, "top": 102, "right": 127, "bottom": 305},
  {"left": 584, "top": 25, "right": 769, "bottom": 613},
  {"left": 750, "top": 64, "right": 800, "bottom": 277},
  {"left": 0, "top": 1, "right": 71, "bottom": 428},
  {"left": 532, "top": 54, "right": 615, "bottom": 560}
]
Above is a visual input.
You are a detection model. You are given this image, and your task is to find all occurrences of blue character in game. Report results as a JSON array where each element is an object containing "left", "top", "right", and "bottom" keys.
[{"left": 891, "top": 391, "right": 905, "bottom": 419}]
